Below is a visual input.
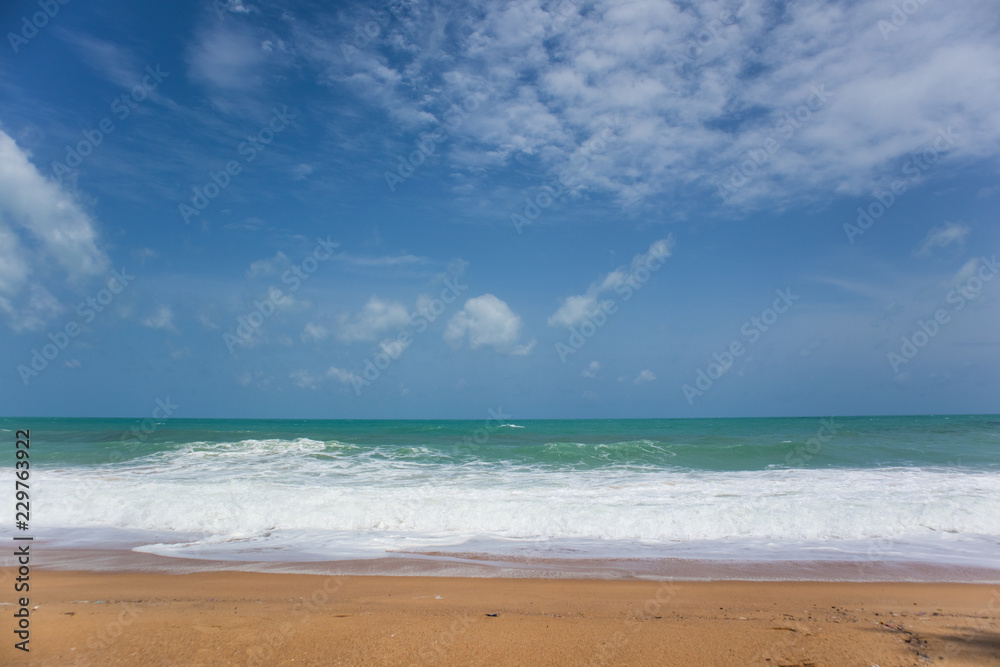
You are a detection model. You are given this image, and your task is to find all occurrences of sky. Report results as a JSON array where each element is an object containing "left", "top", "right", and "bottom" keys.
[{"left": 0, "top": 0, "right": 998, "bottom": 419}]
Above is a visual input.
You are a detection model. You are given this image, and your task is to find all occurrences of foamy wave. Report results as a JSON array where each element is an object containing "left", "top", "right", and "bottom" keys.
[
  {"left": 28, "top": 467, "right": 1000, "bottom": 549},
  {"left": 193, "top": 438, "right": 328, "bottom": 455}
]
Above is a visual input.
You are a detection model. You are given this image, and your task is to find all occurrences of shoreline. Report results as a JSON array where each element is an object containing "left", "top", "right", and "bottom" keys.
[
  {"left": 12, "top": 544, "right": 1000, "bottom": 583},
  {"left": 3, "top": 568, "right": 998, "bottom": 665}
]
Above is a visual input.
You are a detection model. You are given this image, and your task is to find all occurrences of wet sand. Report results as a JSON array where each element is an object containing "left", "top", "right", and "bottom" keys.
[{"left": 2, "top": 568, "right": 999, "bottom": 665}]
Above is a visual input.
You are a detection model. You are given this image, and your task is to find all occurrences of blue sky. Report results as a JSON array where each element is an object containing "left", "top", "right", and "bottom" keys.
[{"left": 0, "top": 0, "right": 998, "bottom": 419}]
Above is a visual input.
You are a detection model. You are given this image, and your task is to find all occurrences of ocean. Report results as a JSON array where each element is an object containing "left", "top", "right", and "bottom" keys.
[{"left": 3, "top": 415, "right": 999, "bottom": 579}]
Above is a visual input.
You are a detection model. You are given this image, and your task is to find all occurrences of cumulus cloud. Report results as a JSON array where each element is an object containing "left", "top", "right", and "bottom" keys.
[
  {"left": 915, "top": 222, "right": 970, "bottom": 256},
  {"left": 326, "top": 366, "right": 361, "bottom": 385},
  {"left": 549, "top": 293, "right": 607, "bottom": 330},
  {"left": 197, "top": 312, "right": 220, "bottom": 330},
  {"left": 549, "top": 237, "right": 673, "bottom": 328},
  {"left": 444, "top": 294, "right": 535, "bottom": 354},
  {"left": 292, "top": 366, "right": 363, "bottom": 389},
  {"left": 246, "top": 251, "right": 288, "bottom": 278},
  {"left": 290, "top": 370, "right": 321, "bottom": 389},
  {"left": 301, "top": 322, "right": 329, "bottom": 342},
  {"left": 132, "top": 247, "right": 158, "bottom": 264},
  {"left": 582, "top": 360, "right": 600, "bottom": 378},
  {"left": 237, "top": 371, "right": 273, "bottom": 389},
  {"left": 633, "top": 369, "right": 656, "bottom": 384},
  {"left": 291, "top": 163, "right": 314, "bottom": 180},
  {"left": 950, "top": 257, "right": 982, "bottom": 287},
  {"left": 336, "top": 296, "right": 411, "bottom": 342},
  {"left": 379, "top": 337, "right": 410, "bottom": 358},
  {"left": 0, "top": 130, "right": 108, "bottom": 330},
  {"left": 142, "top": 305, "right": 176, "bottom": 331}
]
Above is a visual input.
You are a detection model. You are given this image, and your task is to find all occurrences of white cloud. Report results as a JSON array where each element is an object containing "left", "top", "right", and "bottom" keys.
[
  {"left": 379, "top": 337, "right": 410, "bottom": 358},
  {"left": 291, "top": 163, "right": 314, "bottom": 180},
  {"left": 950, "top": 257, "right": 982, "bottom": 287},
  {"left": 413, "top": 293, "right": 437, "bottom": 320},
  {"left": 549, "top": 293, "right": 607, "bottom": 330},
  {"left": 510, "top": 339, "right": 537, "bottom": 356},
  {"left": 132, "top": 247, "right": 158, "bottom": 264},
  {"left": 0, "top": 284, "right": 63, "bottom": 333},
  {"left": 237, "top": 370, "right": 272, "bottom": 390},
  {"left": 0, "top": 132, "right": 108, "bottom": 277},
  {"left": 142, "top": 305, "right": 176, "bottom": 332},
  {"left": 549, "top": 237, "right": 673, "bottom": 328},
  {"left": 246, "top": 251, "right": 288, "bottom": 278},
  {"left": 333, "top": 252, "right": 428, "bottom": 268},
  {"left": 633, "top": 369, "right": 656, "bottom": 384},
  {"left": 290, "top": 370, "right": 321, "bottom": 389},
  {"left": 301, "top": 322, "right": 329, "bottom": 343},
  {"left": 217, "top": 0, "right": 251, "bottom": 15},
  {"left": 57, "top": 31, "right": 141, "bottom": 89},
  {"left": 0, "top": 223, "right": 30, "bottom": 296},
  {"left": 582, "top": 360, "right": 600, "bottom": 378},
  {"left": 0, "top": 131, "right": 108, "bottom": 330},
  {"left": 225, "top": 217, "right": 267, "bottom": 231},
  {"left": 327, "top": 366, "right": 361, "bottom": 385},
  {"left": 187, "top": 23, "right": 268, "bottom": 92},
  {"left": 198, "top": 313, "right": 220, "bottom": 330},
  {"left": 445, "top": 293, "right": 534, "bottom": 354},
  {"left": 336, "top": 296, "right": 411, "bottom": 342},
  {"left": 295, "top": 0, "right": 1000, "bottom": 209},
  {"left": 916, "top": 222, "right": 970, "bottom": 256},
  {"left": 185, "top": 20, "right": 292, "bottom": 116}
]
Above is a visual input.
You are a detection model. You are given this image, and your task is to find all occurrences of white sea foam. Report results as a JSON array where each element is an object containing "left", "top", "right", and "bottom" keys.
[{"left": 16, "top": 439, "right": 1000, "bottom": 567}]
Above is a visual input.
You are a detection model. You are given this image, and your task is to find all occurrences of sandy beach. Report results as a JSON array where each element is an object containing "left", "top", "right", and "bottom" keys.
[{"left": 3, "top": 568, "right": 998, "bottom": 666}]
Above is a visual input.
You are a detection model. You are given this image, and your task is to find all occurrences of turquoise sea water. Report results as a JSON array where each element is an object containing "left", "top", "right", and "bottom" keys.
[{"left": 2, "top": 415, "right": 999, "bottom": 570}]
